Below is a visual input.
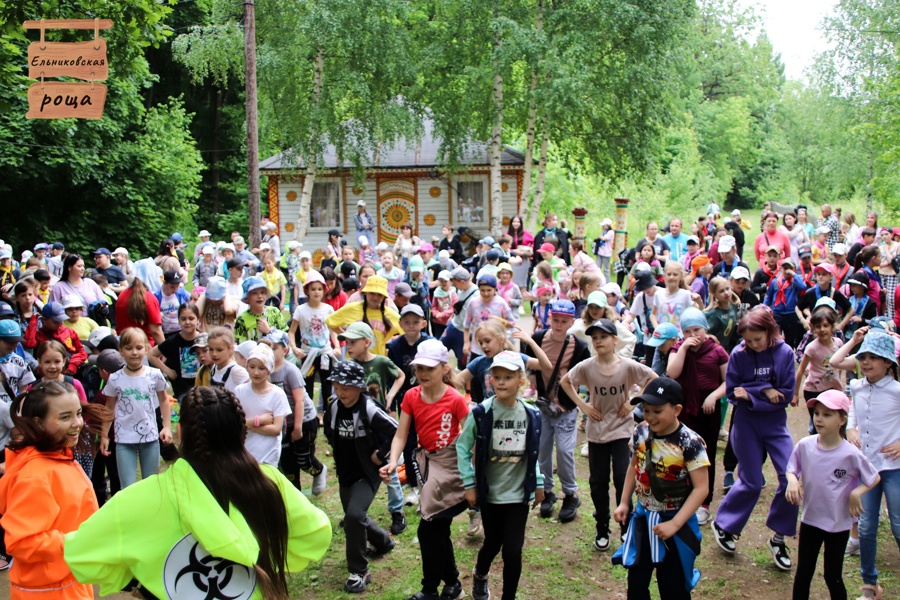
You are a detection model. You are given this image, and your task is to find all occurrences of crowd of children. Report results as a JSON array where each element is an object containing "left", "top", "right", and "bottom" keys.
[{"left": 0, "top": 205, "right": 897, "bottom": 600}]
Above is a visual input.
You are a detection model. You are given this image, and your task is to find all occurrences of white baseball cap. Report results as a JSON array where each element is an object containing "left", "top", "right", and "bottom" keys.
[
  {"left": 259, "top": 242, "right": 271, "bottom": 251},
  {"left": 62, "top": 294, "right": 85, "bottom": 310},
  {"left": 832, "top": 243, "right": 848, "bottom": 255},
  {"left": 287, "top": 240, "right": 302, "bottom": 251},
  {"left": 490, "top": 350, "right": 525, "bottom": 372},
  {"left": 601, "top": 282, "right": 622, "bottom": 297},
  {"left": 111, "top": 247, "right": 128, "bottom": 256},
  {"left": 719, "top": 235, "right": 736, "bottom": 252},
  {"left": 730, "top": 266, "right": 751, "bottom": 280},
  {"left": 731, "top": 209, "right": 741, "bottom": 216},
  {"left": 299, "top": 251, "right": 312, "bottom": 260},
  {"left": 201, "top": 245, "right": 215, "bottom": 255}
]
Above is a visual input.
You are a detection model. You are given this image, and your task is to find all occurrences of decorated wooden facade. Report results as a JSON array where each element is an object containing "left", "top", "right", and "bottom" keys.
[{"left": 260, "top": 119, "right": 526, "bottom": 260}]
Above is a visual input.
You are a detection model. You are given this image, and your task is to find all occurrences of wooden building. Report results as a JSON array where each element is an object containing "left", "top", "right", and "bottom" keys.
[{"left": 260, "top": 118, "right": 527, "bottom": 261}]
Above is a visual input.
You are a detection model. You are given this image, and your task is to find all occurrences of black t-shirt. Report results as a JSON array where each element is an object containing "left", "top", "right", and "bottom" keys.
[
  {"left": 156, "top": 334, "right": 200, "bottom": 397},
  {"left": 636, "top": 236, "right": 670, "bottom": 258},
  {"left": 711, "top": 257, "right": 749, "bottom": 279},
  {"left": 736, "top": 288, "right": 761, "bottom": 319},
  {"left": 95, "top": 265, "right": 127, "bottom": 285},
  {"left": 797, "top": 286, "right": 851, "bottom": 317},
  {"left": 724, "top": 221, "right": 745, "bottom": 252},
  {"left": 334, "top": 401, "right": 365, "bottom": 487}
]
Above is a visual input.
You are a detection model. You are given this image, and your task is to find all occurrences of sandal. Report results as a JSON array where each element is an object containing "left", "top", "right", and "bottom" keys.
[{"left": 857, "top": 583, "right": 884, "bottom": 600}]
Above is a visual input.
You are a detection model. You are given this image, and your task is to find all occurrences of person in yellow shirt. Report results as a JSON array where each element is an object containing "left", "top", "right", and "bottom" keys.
[
  {"left": 61, "top": 295, "right": 98, "bottom": 342},
  {"left": 261, "top": 255, "right": 287, "bottom": 309},
  {"left": 325, "top": 275, "right": 402, "bottom": 356}
]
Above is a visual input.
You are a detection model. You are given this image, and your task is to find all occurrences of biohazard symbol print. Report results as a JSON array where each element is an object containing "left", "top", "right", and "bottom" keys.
[{"left": 163, "top": 534, "right": 257, "bottom": 600}]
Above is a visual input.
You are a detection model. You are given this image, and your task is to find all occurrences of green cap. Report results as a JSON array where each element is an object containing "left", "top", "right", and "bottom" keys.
[{"left": 338, "top": 322, "right": 376, "bottom": 343}]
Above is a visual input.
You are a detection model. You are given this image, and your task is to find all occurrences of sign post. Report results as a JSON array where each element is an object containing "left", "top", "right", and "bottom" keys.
[{"left": 22, "top": 19, "right": 113, "bottom": 120}]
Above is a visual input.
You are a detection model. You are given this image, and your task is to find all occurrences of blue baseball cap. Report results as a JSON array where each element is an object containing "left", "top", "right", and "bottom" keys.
[
  {"left": 477, "top": 274, "right": 498, "bottom": 288},
  {"left": 171, "top": 233, "right": 184, "bottom": 243},
  {"left": 645, "top": 322, "right": 681, "bottom": 347},
  {"left": 479, "top": 236, "right": 496, "bottom": 246},
  {"left": 549, "top": 300, "right": 576, "bottom": 317},
  {"left": 92, "top": 247, "right": 111, "bottom": 256},
  {"left": 41, "top": 301, "right": 68, "bottom": 323},
  {"left": 0, "top": 304, "right": 15, "bottom": 319},
  {"left": 33, "top": 243, "right": 49, "bottom": 252},
  {"left": 0, "top": 320, "right": 23, "bottom": 341}
]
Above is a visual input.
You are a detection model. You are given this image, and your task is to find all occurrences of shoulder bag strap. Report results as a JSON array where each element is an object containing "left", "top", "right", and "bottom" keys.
[{"left": 538, "top": 335, "right": 570, "bottom": 399}]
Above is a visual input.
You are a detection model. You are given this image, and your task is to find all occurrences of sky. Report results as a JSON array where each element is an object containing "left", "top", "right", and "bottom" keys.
[{"left": 742, "top": 0, "right": 838, "bottom": 80}]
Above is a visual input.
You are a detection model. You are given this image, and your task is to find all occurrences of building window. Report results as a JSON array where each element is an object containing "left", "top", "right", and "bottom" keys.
[
  {"left": 310, "top": 182, "right": 340, "bottom": 228},
  {"left": 456, "top": 181, "right": 485, "bottom": 224}
]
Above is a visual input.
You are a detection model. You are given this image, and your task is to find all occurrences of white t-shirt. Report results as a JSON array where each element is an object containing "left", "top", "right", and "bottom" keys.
[
  {"left": 104, "top": 368, "right": 167, "bottom": 444},
  {"left": 652, "top": 288, "right": 693, "bottom": 332},
  {"left": 234, "top": 382, "right": 292, "bottom": 466},
  {"left": 159, "top": 291, "right": 181, "bottom": 334},
  {"left": 226, "top": 281, "right": 244, "bottom": 301},
  {"left": 291, "top": 302, "right": 335, "bottom": 351},
  {"left": 211, "top": 361, "right": 250, "bottom": 394}
]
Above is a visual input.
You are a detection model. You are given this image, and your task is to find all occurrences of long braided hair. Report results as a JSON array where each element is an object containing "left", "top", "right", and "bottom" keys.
[
  {"left": 360, "top": 294, "right": 393, "bottom": 335},
  {"left": 179, "top": 386, "right": 290, "bottom": 599}
]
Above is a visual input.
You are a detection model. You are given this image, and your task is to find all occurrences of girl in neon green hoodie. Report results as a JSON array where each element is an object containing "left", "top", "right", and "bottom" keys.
[{"left": 64, "top": 386, "right": 332, "bottom": 600}]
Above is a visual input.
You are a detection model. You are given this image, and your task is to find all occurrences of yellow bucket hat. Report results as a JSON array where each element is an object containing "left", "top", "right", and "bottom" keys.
[{"left": 361, "top": 275, "right": 389, "bottom": 297}]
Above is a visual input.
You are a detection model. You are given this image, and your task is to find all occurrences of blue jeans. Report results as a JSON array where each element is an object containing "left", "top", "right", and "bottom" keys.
[
  {"left": 116, "top": 441, "right": 161, "bottom": 488},
  {"left": 859, "top": 467, "right": 900, "bottom": 584},
  {"left": 386, "top": 469, "right": 403, "bottom": 513}
]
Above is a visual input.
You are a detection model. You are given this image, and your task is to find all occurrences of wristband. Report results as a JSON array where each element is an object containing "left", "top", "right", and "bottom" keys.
[{"left": 254, "top": 415, "right": 260, "bottom": 428}]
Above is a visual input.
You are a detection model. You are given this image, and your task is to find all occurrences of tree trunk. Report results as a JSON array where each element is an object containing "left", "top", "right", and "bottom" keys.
[
  {"left": 243, "top": 0, "right": 261, "bottom": 247},
  {"left": 296, "top": 47, "right": 325, "bottom": 241},
  {"left": 520, "top": 0, "right": 543, "bottom": 219},
  {"left": 489, "top": 7, "right": 504, "bottom": 237},
  {"left": 527, "top": 115, "right": 549, "bottom": 231}
]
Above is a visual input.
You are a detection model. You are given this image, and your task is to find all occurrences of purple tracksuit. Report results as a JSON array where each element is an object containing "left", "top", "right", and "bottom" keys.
[{"left": 715, "top": 339, "right": 798, "bottom": 537}]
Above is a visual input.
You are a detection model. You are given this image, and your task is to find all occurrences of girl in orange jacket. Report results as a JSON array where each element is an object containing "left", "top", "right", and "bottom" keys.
[{"left": 0, "top": 381, "right": 108, "bottom": 599}]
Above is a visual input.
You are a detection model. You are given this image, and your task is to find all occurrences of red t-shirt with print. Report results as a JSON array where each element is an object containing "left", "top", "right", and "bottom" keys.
[{"left": 401, "top": 385, "right": 469, "bottom": 452}]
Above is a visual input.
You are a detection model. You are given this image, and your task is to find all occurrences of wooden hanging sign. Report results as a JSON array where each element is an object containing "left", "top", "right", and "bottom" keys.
[
  {"left": 27, "top": 81, "right": 107, "bottom": 120},
  {"left": 28, "top": 39, "right": 108, "bottom": 81}
]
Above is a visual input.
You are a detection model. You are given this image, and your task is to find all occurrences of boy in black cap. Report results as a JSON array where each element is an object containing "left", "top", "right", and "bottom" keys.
[
  {"left": 323, "top": 360, "right": 399, "bottom": 594},
  {"left": 612, "top": 377, "right": 709, "bottom": 600},
  {"left": 560, "top": 319, "right": 657, "bottom": 551}
]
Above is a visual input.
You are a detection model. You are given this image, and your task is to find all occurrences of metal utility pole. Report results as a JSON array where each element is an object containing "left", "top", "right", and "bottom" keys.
[{"left": 244, "top": 0, "right": 261, "bottom": 247}]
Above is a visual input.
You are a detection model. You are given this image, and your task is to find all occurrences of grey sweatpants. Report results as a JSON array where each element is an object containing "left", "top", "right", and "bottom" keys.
[{"left": 538, "top": 409, "right": 579, "bottom": 496}]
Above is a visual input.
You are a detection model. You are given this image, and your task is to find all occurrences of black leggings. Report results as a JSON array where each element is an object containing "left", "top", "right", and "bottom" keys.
[
  {"left": 305, "top": 362, "right": 332, "bottom": 413},
  {"left": 475, "top": 503, "right": 529, "bottom": 600},
  {"left": 280, "top": 417, "right": 323, "bottom": 490},
  {"left": 91, "top": 437, "right": 120, "bottom": 507},
  {"left": 417, "top": 502, "right": 468, "bottom": 594},
  {"left": 589, "top": 439, "right": 631, "bottom": 537},
  {"left": 793, "top": 523, "right": 849, "bottom": 600}
]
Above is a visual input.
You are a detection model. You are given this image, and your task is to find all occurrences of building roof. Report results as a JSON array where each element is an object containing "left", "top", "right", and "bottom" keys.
[{"left": 260, "top": 118, "right": 525, "bottom": 171}]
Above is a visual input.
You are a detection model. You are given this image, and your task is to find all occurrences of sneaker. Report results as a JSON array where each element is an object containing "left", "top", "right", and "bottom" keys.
[
  {"left": 558, "top": 494, "right": 581, "bottom": 523},
  {"left": 696, "top": 506, "right": 711, "bottom": 526},
  {"left": 767, "top": 537, "right": 792, "bottom": 571},
  {"left": 440, "top": 580, "right": 464, "bottom": 600},
  {"left": 593, "top": 534, "right": 610, "bottom": 552},
  {"left": 391, "top": 511, "right": 408, "bottom": 535},
  {"left": 578, "top": 417, "right": 586, "bottom": 432},
  {"left": 711, "top": 521, "right": 736, "bottom": 555},
  {"left": 472, "top": 570, "right": 490, "bottom": 600},
  {"left": 312, "top": 465, "right": 327, "bottom": 495},
  {"left": 761, "top": 473, "right": 768, "bottom": 488},
  {"left": 718, "top": 428, "right": 729, "bottom": 441},
  {"left": 344, "top": 572, "right": 372, "bottom": 593},
  {"left": 539, "top": 490, "right": 558, "bottom": 518},
  {"left": 405, "top": 487, "right": 420, "bottom": 506},
  {"left": 723, "top": 471, "right": 735, "bottom": 492},
  {"left": 407, "top": 593, "right": 440, "bottom": 600},
  {"left": 845, "top": 537, "right": 861, "bottom": 556},
  {"left": 580, "top": 443, "right": 589, "bottom": 457},
  {"left": 467, "top": 509, "right": 484, "bottom": 538},
  {"left": 366, "top": 537, "right": 395, "bottom": 558},
  {"left": 0, "top": 554, "right": 11, "bottom": 571}
]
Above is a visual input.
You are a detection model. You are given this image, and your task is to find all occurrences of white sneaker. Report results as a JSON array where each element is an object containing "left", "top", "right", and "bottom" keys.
[
  {"left": 312, "top": 465, "right": 327, "bottom": 495},
  {"left": 845, "top": 537, "right": 860, "bottom": 556},
  {"left": 580, "top": 443, "right": 589, "bottom": 457},
  {"left": 405, "top": 487, "right": 420, "bottom": 507},
  {"left": 695, "top": 506, "right": 710, "bottom": 525},
  {"left": 467, "top": 509, "right": 484, "bottom": 538}
]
